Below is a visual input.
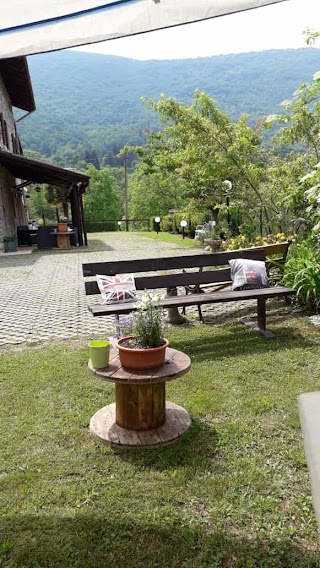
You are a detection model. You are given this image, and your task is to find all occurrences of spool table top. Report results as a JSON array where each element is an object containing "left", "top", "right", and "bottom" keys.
[{"left": 88, "top": 347, "right": 191, "bottom": 384}]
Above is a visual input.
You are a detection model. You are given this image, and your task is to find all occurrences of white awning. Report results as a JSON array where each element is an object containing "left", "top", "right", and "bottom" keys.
[{"left": 0, "top": 0, "right": 288, "bottom": 59}]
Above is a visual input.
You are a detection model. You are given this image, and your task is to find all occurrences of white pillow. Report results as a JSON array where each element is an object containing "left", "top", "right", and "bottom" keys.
[{"left": 229, "top": 259, "right": 269, "bottom": 291}]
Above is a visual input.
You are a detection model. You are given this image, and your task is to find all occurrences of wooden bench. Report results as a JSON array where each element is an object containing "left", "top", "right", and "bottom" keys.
[
  {"left": 83, "top": 242, "right": 294, "bottom": 339},
  {"left": 298, "top": 392, "right": 320, "bottom": 529}
]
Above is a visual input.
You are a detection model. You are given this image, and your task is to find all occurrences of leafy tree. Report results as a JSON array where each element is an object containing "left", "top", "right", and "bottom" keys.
[
  {"left": 44, "top": 184, "right": 70, "bottom": 219},
  {"left": 83, "top": 164, "right": 122, "bottom": 223},
  {"left": 129, "top": 171, "right": 186, "bottom": 219},
  {"left": 27, "top": 185, "right": 56, "bottom": 223},
  {"left": 266, "top": 72, "right": 320, "bottom": 237},
  {"left": 131, "top": 91, "right": 269, "bottom": 222},
  {"left": 266, "top": 72, "right": 320, "bottom": 162}
]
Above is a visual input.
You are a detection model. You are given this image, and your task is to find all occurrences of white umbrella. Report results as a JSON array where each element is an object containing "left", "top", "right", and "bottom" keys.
[{"left": 0, "top": 0, "right": 288, "bottom": 59}]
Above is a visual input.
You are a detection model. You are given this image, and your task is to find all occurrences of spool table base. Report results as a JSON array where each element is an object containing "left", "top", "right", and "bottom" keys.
[{"left": 90, "top": 401, "right": 191, "bottom": 448}]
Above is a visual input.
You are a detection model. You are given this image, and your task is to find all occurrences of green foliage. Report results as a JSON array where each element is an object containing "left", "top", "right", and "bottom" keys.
[
  {"left": 265, "top": 71, "right": 320, "bottom": 239},
  {"left": 284, "top": 241, "right": 320, "bottom": 312},
  {"left": 27, "top": 185, "right": 56, "bottom": 223},
  {"left": 44, "top": 184, "right": 70, "bottom": 218},
  {"left": 221, "top": 232, "right": 293, "bottom": 251},
  {"left": 132, "top": 292, "right": 165, "bottom": 348},
  {"left": 134, "top": 91, "right": 266, "bottom": 214},
  {"left": 128, "top": 171, "right": 186, "bottom": 219},
  {"left": 303, "top": 28, "right": 320, "bottom": 46},
  {"left": 300, "top": 164, "right": 320, "bottom": 239},
  {"left": 160, "top": 200, "right": 211, "bottom": 237},
  {"left": 116, "top": 292, "right": 165, "bottom": 348},
  {"left": 18, "top": 48, "right": 320, "bottom": 168},
  {"left": 266, "top": 71, "right": 320, "bottom": 162},
  {"left": 83, "top": 164, "right": 123, "bottom": 231}
]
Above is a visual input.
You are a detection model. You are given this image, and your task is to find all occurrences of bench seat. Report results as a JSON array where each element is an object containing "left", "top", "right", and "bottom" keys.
[
  {"left": 89, "top": 285, "right": 293, "bottom": 339},
  {"left": 89, "top": 286, "right": 293, "bottom": 317}
]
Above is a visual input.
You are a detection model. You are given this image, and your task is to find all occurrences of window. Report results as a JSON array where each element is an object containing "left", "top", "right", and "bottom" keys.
[
  {"left": 0, "top": 113, "right": 4, "bottom": 144},
  {"left": 3, "top": 119, "right": 8, "bottom": 147}
]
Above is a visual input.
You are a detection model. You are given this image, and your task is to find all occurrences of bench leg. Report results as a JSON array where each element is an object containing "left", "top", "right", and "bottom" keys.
[
  {"left": 165, "top": 287, "right": 187, "bottom": 325},
  {"left": 182, "top": 290, "right": 203, "bottom": 322},
  {"left": 241, "top": 297, "right": 275, "bottom": 339}
]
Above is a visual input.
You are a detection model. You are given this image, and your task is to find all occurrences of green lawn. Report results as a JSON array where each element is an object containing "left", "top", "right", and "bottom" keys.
[
  {"left": 1, "top": 315, "right": 320, "bottom": 567},
  {"left": 138, "top": 231, "right": 202, "bottom": 248}
]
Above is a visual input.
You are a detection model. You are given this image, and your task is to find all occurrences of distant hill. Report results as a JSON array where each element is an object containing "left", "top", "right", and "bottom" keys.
[{"left": 17, "top": 48, "right": 320, "bottom": 168}]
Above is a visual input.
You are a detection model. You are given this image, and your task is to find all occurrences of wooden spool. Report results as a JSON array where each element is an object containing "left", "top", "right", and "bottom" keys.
[
  {"left": 115, "top": 382, "right": 165, "bottom": 430},
  {"left": 88, "top": 347, "right": 191, "bottom": 448}
]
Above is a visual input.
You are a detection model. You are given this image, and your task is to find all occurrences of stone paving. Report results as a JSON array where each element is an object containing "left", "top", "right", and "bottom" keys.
[{"left": 0, "top": 232, "right": 295, "bottom": 347}]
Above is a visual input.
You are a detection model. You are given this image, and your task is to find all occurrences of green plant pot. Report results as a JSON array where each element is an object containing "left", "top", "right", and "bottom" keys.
[
  {"left": 4, "top": 239, "right": 17, "bottom": 253},
  {"left": 89, "top": 340, "right": 110, "bottom": 369}
]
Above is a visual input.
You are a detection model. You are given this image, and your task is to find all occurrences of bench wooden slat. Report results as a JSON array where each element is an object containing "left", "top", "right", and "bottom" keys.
[
  {"left": 82, "top": 248, "right": 267, "bottom": 277},
  {"left": 89, "top": 286, "right": 294, "bottom": 317},
  {"left": 85, "top": 267, "right": 232, "bottom": 296}
]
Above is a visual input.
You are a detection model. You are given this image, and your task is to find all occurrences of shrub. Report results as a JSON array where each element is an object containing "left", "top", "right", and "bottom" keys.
[
  {"left": 284, "top": 241, "right": 320, "bottom": 313},
  {"left": 221, "top": 233, "right": 295, "bottom": 251}
]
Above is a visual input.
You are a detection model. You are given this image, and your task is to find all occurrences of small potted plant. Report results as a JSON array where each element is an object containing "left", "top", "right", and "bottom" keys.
[
  {"left": 115, "top": 291, "right": 168, "bottom": 371},
  {"left": 57, "top": 215, "right": 68, "bottom": 233},
  {"left": 4, "top": 235, "right": 17, "bottom": 253},
  {"left": 203, "top": 221, "right": 222, "bottom": 252}
]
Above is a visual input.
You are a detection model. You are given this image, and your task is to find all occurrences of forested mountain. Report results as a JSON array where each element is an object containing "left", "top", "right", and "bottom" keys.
[{"left": 18, "top": 48, "right": 320, "bottom": 168}]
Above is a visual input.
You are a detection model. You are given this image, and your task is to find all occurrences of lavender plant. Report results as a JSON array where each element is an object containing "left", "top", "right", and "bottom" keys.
[{"left": 115, "top": 291, "right": 165, "bottom": 348}]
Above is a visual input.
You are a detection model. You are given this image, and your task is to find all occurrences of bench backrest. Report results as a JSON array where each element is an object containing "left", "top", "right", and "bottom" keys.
[
  {"left": 82, "top": 241, "right": 290, "bottom": 278},
  {"left": 83, "top": 246, "right": 275, "bottom": 296}
]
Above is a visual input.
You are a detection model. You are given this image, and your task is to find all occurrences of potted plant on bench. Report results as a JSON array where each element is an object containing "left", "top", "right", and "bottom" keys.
[{"left": 115, "top": 291, "right": 168, "bottom": 371}]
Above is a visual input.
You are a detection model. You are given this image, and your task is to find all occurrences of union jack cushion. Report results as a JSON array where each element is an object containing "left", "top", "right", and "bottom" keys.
[{"left": 96, "top": 273, "right": 137, "bottom": 304}]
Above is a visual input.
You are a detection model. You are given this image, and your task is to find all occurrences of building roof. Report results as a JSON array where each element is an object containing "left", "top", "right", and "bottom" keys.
[
  {"left": 0, "top": 149, "right": 90, "bottom": 190},
  {"left": 0, "top": 56, "right": 35, "bottom": 112}
]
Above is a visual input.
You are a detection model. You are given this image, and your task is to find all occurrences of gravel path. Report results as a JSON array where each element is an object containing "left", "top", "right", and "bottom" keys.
[{"left": 0, "top": 232, "right": 293, "bottom": 346}]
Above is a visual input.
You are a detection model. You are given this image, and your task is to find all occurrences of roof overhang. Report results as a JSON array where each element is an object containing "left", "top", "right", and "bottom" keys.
[
  {"left": 0, "top": 1, "right": 289, "bottom": 59},
  {"left": 0, "top": 149, "right": 90, "bottom": 191},
  {"left": 0, "top": 57, "right": 35, "bottom": 112}
]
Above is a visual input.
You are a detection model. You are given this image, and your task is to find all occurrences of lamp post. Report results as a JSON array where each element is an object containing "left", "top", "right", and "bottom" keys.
[
  {"left": 223, "top": 180, "right": 232, "bottom": 230},
  {"left": 180, "top": 219, "right": 187, "bottom": 239},
  {"left": 118, "top": 220, "right": 122, "bottom": 231},
  {"left": 154, "top": 216, "right": 161, "bottom": 234}
]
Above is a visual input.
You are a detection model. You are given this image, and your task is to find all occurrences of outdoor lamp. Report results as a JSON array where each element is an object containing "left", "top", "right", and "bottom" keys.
[
  {"left": 154, "top": 216, "right": 161, "bottom": 234},
  {"left": 118, "top": 220, "right": 122, "bottom": 231},
  {"left": 180, "top": 219, "right": 187, "bottom": 239},
  {"left": 223, "top": 180, "right": 232, "bottom": 229}
]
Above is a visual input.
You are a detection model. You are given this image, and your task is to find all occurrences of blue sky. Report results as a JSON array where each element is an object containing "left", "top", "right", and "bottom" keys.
[{"left": 75, "top": 0, "right": 319, "bottom": 60}]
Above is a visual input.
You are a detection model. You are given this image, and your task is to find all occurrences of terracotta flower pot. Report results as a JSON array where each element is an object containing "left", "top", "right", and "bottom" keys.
[
  {"left": 58, "top": 222, "right": 68, "bottom": 232},
  {"left": 116, "top": 336, "right": 169, "bottom": 371}
]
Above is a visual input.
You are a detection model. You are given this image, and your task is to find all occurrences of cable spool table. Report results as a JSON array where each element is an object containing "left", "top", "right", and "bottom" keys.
[{"left": 88, "top": 347, "right": 191, "bottom": 448}]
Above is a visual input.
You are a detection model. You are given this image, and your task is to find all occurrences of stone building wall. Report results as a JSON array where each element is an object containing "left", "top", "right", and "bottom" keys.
[{"left": 0, "top": 74, "right": 28, "bottom": 251}]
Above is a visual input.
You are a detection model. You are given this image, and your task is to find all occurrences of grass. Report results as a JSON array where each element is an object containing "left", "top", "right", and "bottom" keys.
[
  {"left": 1, "top": 315, "right": 320, "bottom": 567},
  {"left": 138, "top": 231, "right": 201, "bottom": 248}
]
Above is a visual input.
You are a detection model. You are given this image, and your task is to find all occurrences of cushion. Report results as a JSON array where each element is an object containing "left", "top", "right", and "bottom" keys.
[
  {"left": 97, "top": 274, "right": 137, "bottom": 304},
  {"left": 229, "top": 259, "right": 269, "bottom": 291}
]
